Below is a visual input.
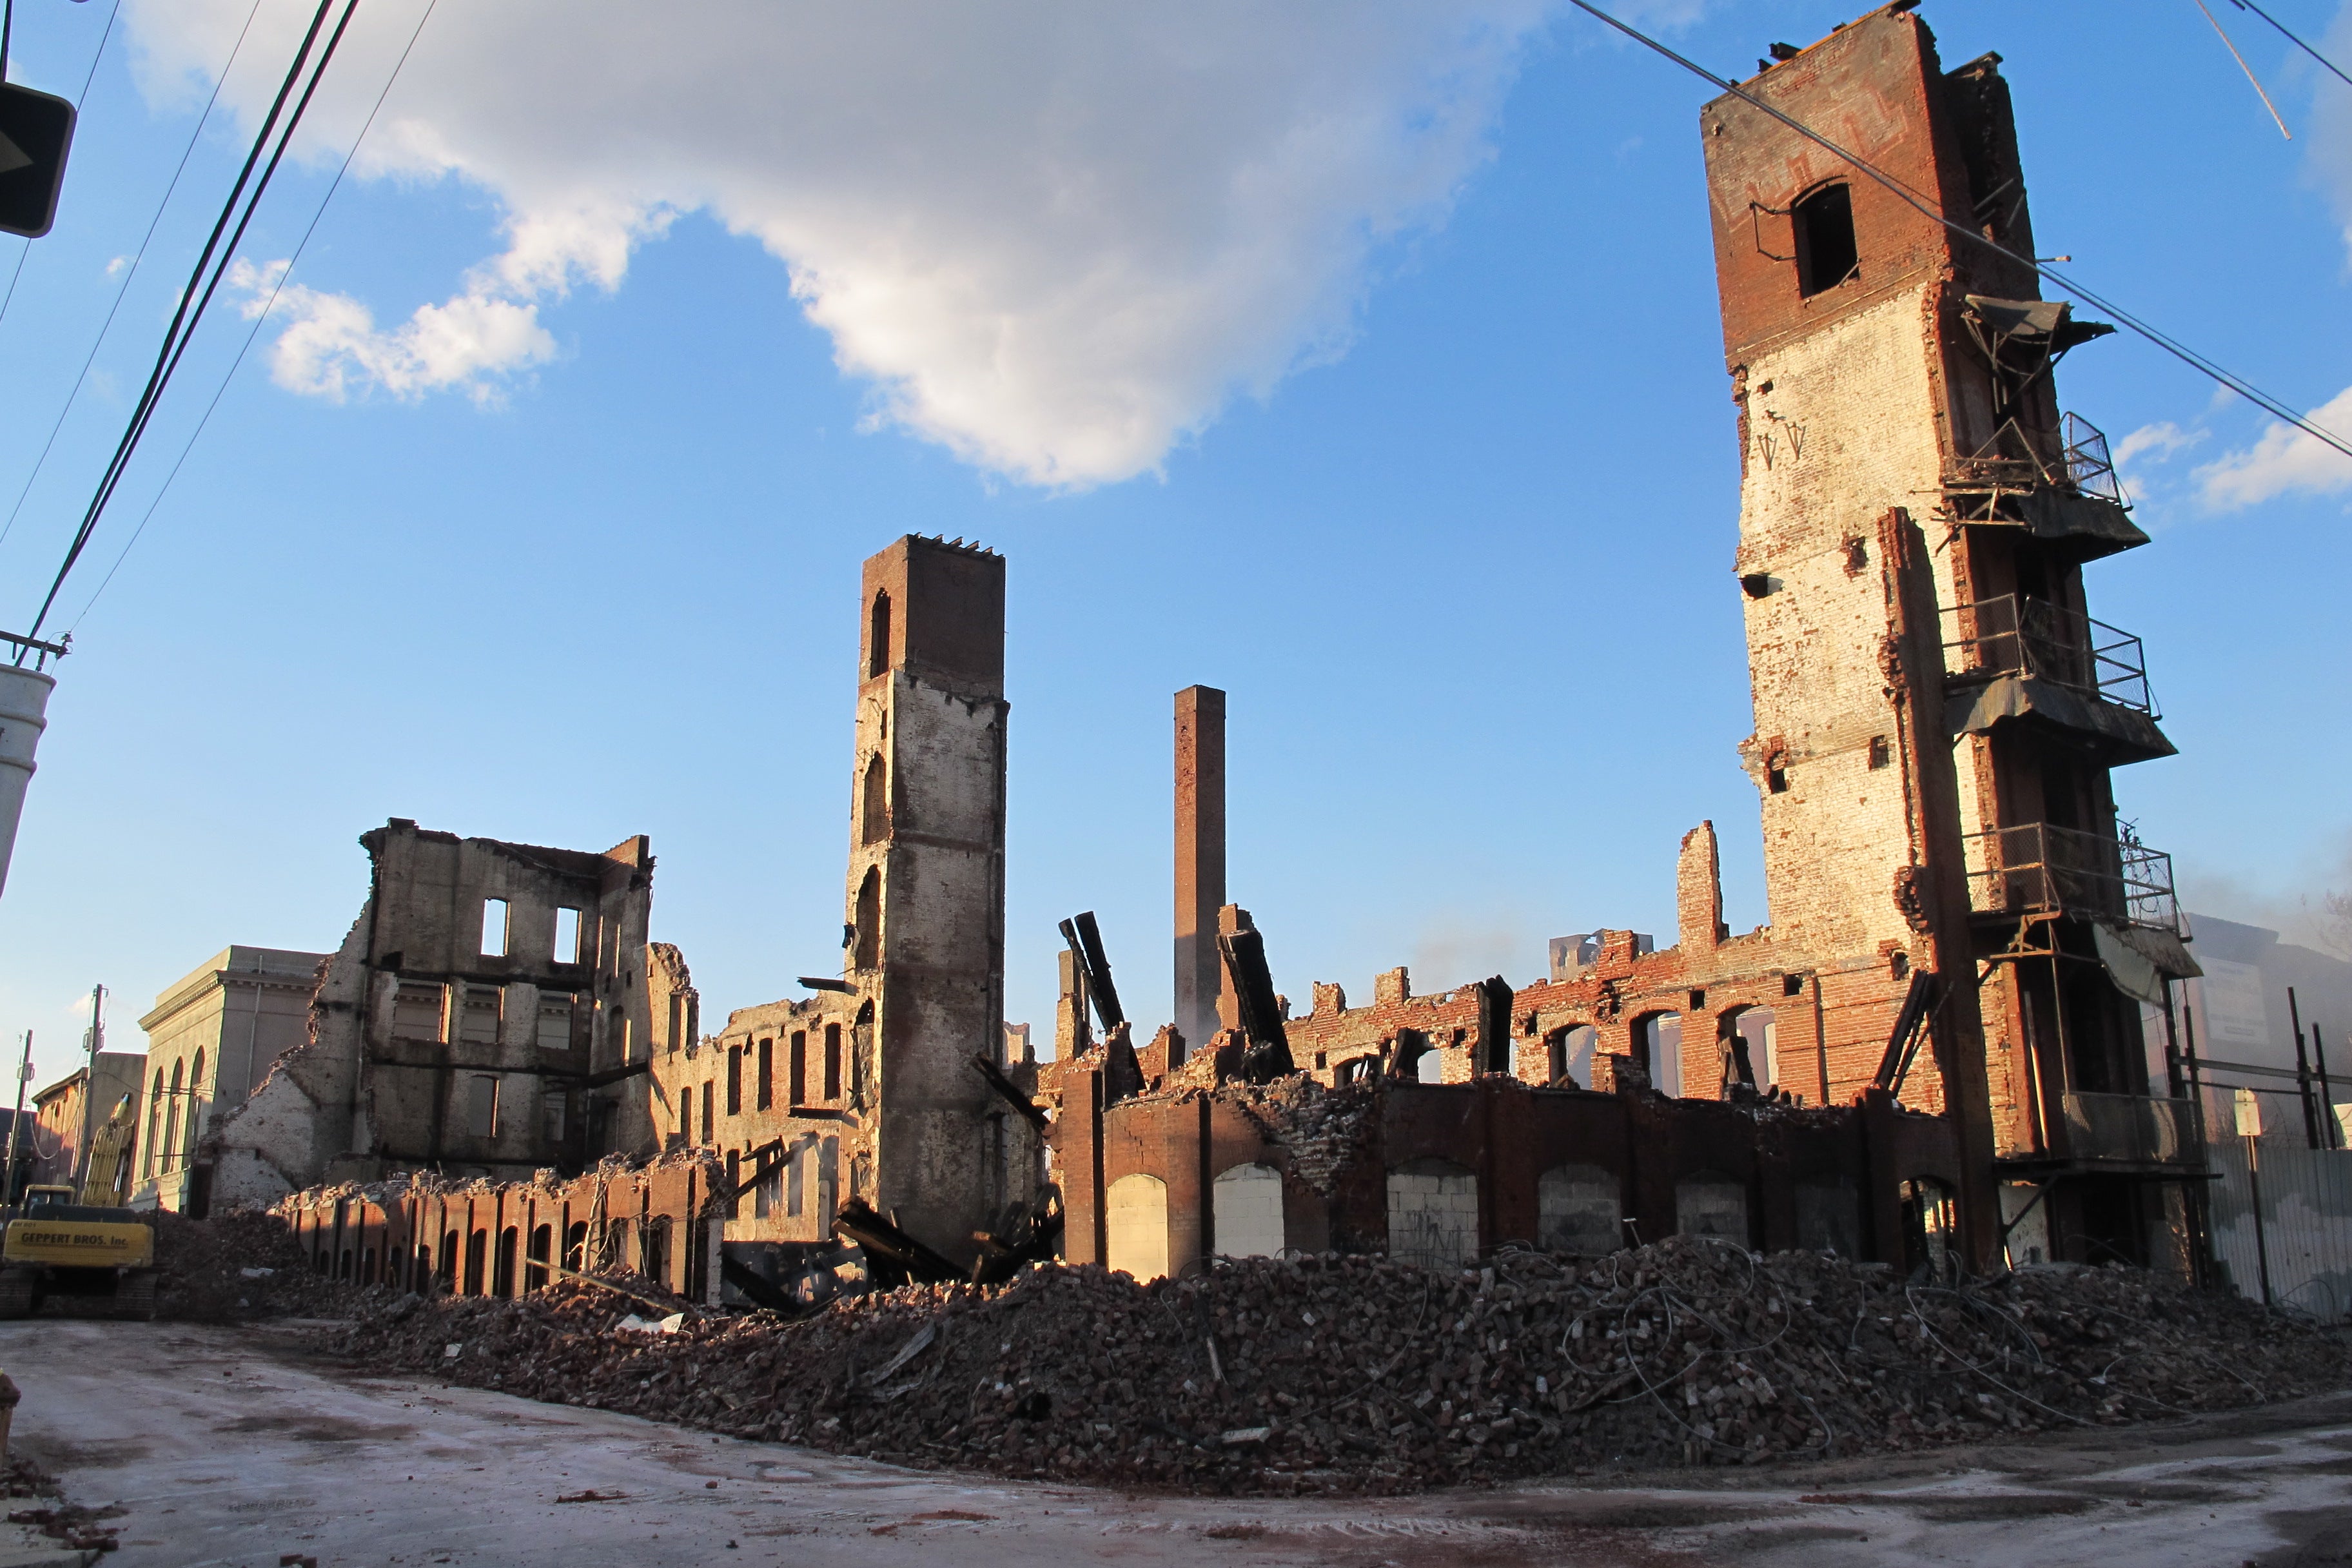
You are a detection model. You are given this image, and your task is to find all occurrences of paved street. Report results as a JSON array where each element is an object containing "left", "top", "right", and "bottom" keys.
[{"left": 12, "top": 1317, "right": 2352, "bottom": 1567}]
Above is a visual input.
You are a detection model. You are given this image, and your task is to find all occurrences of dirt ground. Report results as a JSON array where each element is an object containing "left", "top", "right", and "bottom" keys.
[{"left": 12, "top": 1316, "right": 2352, "bottom": 1568}]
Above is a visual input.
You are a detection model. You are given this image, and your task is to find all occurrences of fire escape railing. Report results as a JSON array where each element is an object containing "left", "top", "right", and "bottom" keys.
[
  {"left": 1961, "top": 821, "right": 2180, "bottom": 934},
  {"left": 1945, "top": 411, "right": 2128, "bottom": 506},
  {"left": 1941, "top": 593, "right": 2155, "bottom": 716}
]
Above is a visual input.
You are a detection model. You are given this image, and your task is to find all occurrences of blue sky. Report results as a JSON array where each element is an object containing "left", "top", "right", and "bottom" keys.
[{"left": 0, "top": 0, "right": 2346, "bottom": 1093}]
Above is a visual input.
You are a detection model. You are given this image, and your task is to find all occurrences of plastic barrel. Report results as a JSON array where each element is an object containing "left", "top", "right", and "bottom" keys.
[{"left": 0, "top": 663, "right": 55, "bottom": 901}]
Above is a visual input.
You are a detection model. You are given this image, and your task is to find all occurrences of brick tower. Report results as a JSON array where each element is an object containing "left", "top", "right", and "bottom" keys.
[
  {"left": 1703, "top": 6, "right": 2193, "bottom": 1268},
  {"left": 847, "top": 536, "right": 1012, "bottom": 1263}
]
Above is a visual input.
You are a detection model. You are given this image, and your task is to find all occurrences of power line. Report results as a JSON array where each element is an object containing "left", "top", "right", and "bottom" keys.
[
  {"left": 0, "top": 0, "right": 266, "bottom": 552},
  {"left": 1562, "top": 0, "right": 2352, "bottom": 466},
  {"left": 25, "top": 0, "right": 357, "bottom": 640},
  {"left": 2228, "top": 0, "right": 2352, "bottom": 90},
  {"left": 72, "top": 0, "right": 445, "bottom": 632},
  {"left": 0, "top": 0, "right": 123, "bottom": 331}
]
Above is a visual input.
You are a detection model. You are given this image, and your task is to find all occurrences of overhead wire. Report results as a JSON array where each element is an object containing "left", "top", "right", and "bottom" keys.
[
  {"left": 0, "top": 0, "right": 125, "bottom": 330},
  {"left": 24, "top": 0, "right": 356, "bottom": 641},
  {"left": 71, "top": 0, "right": 444, "bottom": 632},
  {"left": 2228, "top": 0, "right": 2352, "bottom": 90},
  {"left": 1562, "top": 0, "right": 2352, "bottom": 466},
  {"left": 0, "top": 0, "right": 268, "bottom": 552}
]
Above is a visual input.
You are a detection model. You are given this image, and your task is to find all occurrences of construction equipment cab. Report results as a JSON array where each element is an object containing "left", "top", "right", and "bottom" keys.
[{"left": 0, "top": 1182, "right": 157, "bottom": 1320}]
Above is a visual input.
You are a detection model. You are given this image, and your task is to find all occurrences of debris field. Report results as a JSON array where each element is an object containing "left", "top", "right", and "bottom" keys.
[{"left": 318, "top": 1234, "right": 2352, "bottom": 1496}]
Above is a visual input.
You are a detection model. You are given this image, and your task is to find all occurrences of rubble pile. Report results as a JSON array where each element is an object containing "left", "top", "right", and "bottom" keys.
[
  {"left": 152, "top": 1211, "right": 354, "bottom": 1322},
  {"left": 340, "top": 1239, "right": 2352, "bottom": 1494}
]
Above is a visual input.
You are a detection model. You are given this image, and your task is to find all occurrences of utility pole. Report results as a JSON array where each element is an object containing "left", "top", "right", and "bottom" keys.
[
  {"left": 2, "top": 1031, "right": 26, "bottom": 1206},
  {"left": 70, "top": 985, "right": 102, "bottom": 1195}
]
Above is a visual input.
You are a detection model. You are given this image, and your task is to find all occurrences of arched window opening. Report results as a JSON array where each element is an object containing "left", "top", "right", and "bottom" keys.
[
  {"left": 563, "top": 1221, "right": 588, "bottom": 1273},
  {"left": 1211, "top": 1164, "right": 1284, "bottom": 1259},
  {"left": 526, "top": 1224, "right": 553, "bottom": 1292},
  {"left": 438, "top": 1231, "right": 460, "bottom": 1290},
  {"left": 184, "top": 1046, "right": 207, "bottom": 1159},
  {"left": 1636, "top": 1012, "right": 1683, "bottom": 1097},
  {"left": 1720, "top": 1006, "right": 1778, "bottom": 1097},
  {"left": 1105, "top": 1173, "right": 1170, "bottom": 1281},
  {"left": 853, "top": 867, "right": 881, "bottom": 971},
  {"left": 464, "top": 1228, "right": 489, "bottom": 1295},
  {"left": 146, "top": 1071, "right": 164, "bottom": 1179},
  {"left": 861, "top": 753, "right": 889, "bottom": 845},
  {"left": 162, "top": 1061, "right": 184, "bottom": 1175},
  {"left": 868, "top": 591, "right": 892, "bottom": 678},
  {"left": 1794, "top": 181, "right": 1858, "bottom": 297}
]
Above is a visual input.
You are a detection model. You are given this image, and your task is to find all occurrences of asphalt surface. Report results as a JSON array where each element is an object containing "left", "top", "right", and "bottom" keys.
[{"left": 12, "top": 1316, "right": 2352, "bottom": 1567}]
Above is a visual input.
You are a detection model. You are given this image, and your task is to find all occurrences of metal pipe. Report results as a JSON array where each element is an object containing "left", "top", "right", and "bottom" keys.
[
  {"left": 2311, "top": 1021, "right": 2338, "bottom": 1149},
  {"left": 2289, "top": 987, "right": 2319, "bottom": 1149}
]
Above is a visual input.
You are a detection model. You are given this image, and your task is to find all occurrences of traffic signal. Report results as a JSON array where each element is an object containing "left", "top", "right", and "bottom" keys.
[{"left": 0, "top": 82, "right": 75, "bottom": 239}]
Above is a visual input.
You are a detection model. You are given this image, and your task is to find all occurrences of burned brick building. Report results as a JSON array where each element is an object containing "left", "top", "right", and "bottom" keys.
[
  {"left": 657, "top": 535, "right": 1042, "bottom": 1273},
  {"left": 205, "top": 821, "right": 676, "bottom": 1209},
  {"left": 1045, "top": 4, "right": 2200, "bottom": 1282}
]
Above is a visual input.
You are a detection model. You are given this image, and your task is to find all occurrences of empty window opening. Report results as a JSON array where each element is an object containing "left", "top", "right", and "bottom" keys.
[
  {"left": 1640, "top": 1012, "right": 1685, "bottom": 1097},
  {"left": 701, "top": 1079, "right": 714, "bottom": 1137},
  {"left": 861, "top": 754, "right": 889, "bottom": 845},
  {"left": 824, "top": 1024, "right": 843, "bottom": 1101},
  {"left": 1766, "top": 763, "right": 1788, "bottom": 794},
  {"left": 480, "top": 898, "right": 509, "bottom": 957},
  {"left": 789, "top": 1032, "right": 807, "bottom": 1104},
  {"left": 553, "top": 906, "right": 582, "bottom": 964},
  {"left": 727, "top": 1045, "right": 743, "bottom": 1116},
  {"left": 467, "top": 1075, "right": 501, "bottom": 1139},
  {"left": 526, "top": 1225, "right": 552, "bottom": 1293},
  {"left": 667, "top": 994, "right": 685, "bottom": 1054},
  {"left": 494, "top": 1227, "right": 519, "bottom": 1298},
  {"left": 1890, "top": 950, "right": 1910, "bottom": 981},
  {"left": 1793, "top": 182, "right": 1858, "bottom": 297},
  {"left": 542, "top": 1088, "right": 567, "bottom": 1143},
  {"left": 438, "top": 1231, "right": 459, "bottom": 1290},
  {"left": 1868, "top": 735, "right": 1892, "bottom": 770},
  {"left": 464, "top": 1228, "right": 488, "bottom": 1295},
  {"left": 1783, "top": 971, "right": 1807, "bottom": 998},
  {"left": 1546, "top": 1024, "right": 1599, "bottom": 1089},
  {"left": 678, "top": 1083, "right": 692, "bottom": 1144},
  {"left": 563, "top": 1222, "right": 587, "bottom": 1273},
  {"left": 727, "top": 1150, "right": 743, "bottom": 1218},
  {"left": 868, "top": 590, "right": 892, "bottom": 678},
  {"left": 757, "top": 1037, "right": 774, "bottom": 1110},
  {"left": 854, "top": 867, "right": 881, "bottom": 970}
]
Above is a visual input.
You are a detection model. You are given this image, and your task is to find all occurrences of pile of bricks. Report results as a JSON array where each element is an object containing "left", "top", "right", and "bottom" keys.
[
  {"left": 152, "top": 1211, "right": 358, "bottom": 1322},
  {"left": 335, "top": 1238, "right": 2352, "bottom": 1494}
]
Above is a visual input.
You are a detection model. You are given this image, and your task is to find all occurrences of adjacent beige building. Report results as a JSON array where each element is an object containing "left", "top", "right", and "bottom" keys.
[{"left": 129, "top": 946, "right": 326, "bottom": 1213}]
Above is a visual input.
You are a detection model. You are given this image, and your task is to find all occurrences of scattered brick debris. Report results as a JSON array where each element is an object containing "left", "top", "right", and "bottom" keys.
[
  {"left": 9, "top": 1503, "right": 121, "bottom": 1553},
  {"left": 330, "top": 1236, "right": 2352, "bottom": 1496}
]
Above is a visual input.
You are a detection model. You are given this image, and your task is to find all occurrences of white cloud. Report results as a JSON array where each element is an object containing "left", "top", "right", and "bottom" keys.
[
  {"left": 124, "top": 0, "right": 1563, "bottom": 487},
  {"left": 2113, "top": 421, "right": 2204, "bottom": 468},
  {"left": 2312, "top": 3, "right": 2352, "bottom": 259},
  {"left": 2193, "top": 382, "right": 2352, "bottom": 509}
]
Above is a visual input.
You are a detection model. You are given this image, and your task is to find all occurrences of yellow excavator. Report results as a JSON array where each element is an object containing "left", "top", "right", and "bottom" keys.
[{"left": 0, "top": 1095, "right": 156, "bottom": 1320}]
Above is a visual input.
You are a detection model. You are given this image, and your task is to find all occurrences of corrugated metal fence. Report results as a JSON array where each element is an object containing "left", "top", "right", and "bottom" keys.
[{"left": 2202, "top": 1085, "right": 2352, "bottom": 1320}]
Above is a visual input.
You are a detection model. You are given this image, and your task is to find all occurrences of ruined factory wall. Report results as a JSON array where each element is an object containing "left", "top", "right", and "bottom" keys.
[
  {"left": 1059, "top": 1072, "right": 1960, "bottom": 1282},
  {"left": 278, "top": 1151, "right": 725, "bottom": 1302},
  {"left": 208, "top": 820, "right": 664, "bottom": 1208}
]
